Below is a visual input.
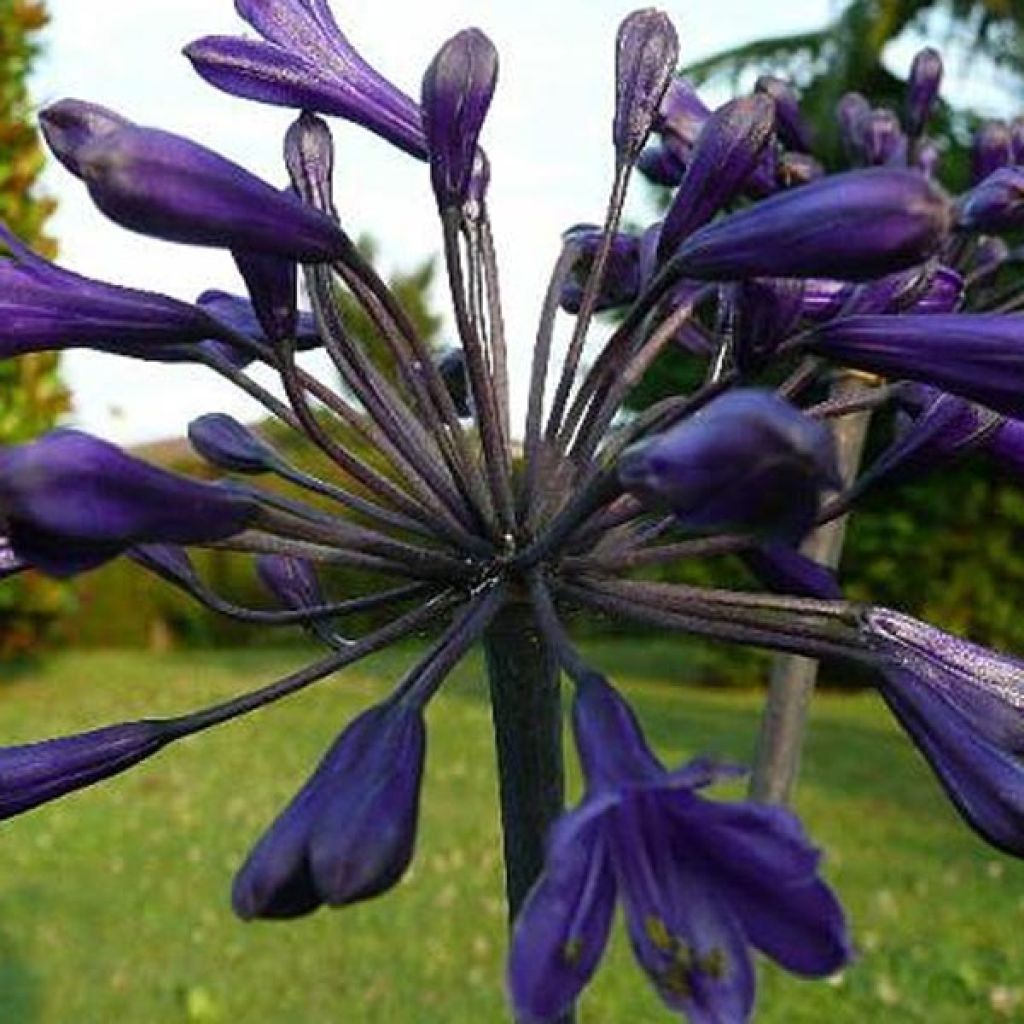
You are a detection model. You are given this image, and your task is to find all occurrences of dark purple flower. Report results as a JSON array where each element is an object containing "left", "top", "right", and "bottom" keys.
[
  {"left": 972, "top": 120, "right": 1012, "bottom": 185},
  {"left": 0, "top": 720, "right": 171, "bottom": 820},
  {"left": 256, "top": 554, "right": 325, "bottom": 612},
  {"left": 836, "top": 92, "right": 870, "bottom": 162},
  {"left": 915, "top": 137, "right": 941, "bottom": 177},
  {"left": 987, "top": 417, "right": 1024, "bottom": 479},
  {"left": 741, "top": 544, "right": 841, "bottom": 600},
  {"left": 561, "top": 225, "right": 643, "bottom": 313},
  {"left": 956, "top": 167, "right": 1024, "bottom": 234},
  {"left": 40, "top": 101, "right": 345, "bottom": 260},
  {"left": 800, "top": 264, "right": 962, "bottom": 322},
  {"left": 805, "top": 313, "right": 1024, "bottom": 418},
  {"left": 755, "top": 75, "right": 811, "bottom": 152},
  {"left": 188, "top": 413, "right": 283, "bottom": 475},
  {"left": 197, "top": 289, "right": 320, "bottom": 359},
  {"left": 658, "top": 95, "right": 777, "bottom": 258},
  {"left": 508, "top": 673, "right": 849, "bottom": 1022},
  {"left": 36, "top": 98, "right": 131, "bottom": 177},
  {"left": 0, "top": 430, "right": 257, "bottom": 576},
  {"left": 662, "top": 169, "right": 951, "bottom": 283},
  {"left": 232, "top": 246, "right": 298, "bottom": 343},
  {"left": 863, "top": 608, "right": 1024, "bottom": 857},
  {"left": 421, "top": 29, "right": 498, "bottom": 211},
  {"left": 436, "top": 347, "right": 472, "bottom": 418},
  {"left": 185, "top": 0, "right": 425, "bottom": 158},
  {"left": 0, "top": 223, "right": 222, "bottom": 360},
  {"left": 858, "top": 108, "right": 907, "bottom": 167},
  {"left": 613, "top": 9, "right": 679, "bottom": 165},
  {"left": 655, "top": 78, "right": 711, "bottom": 160},
  {"left": 285, "top": 111, "right": 335, "bottom": 211},
  {"left": 637, "top": 143, "right": 687, "bottom": 186},
  {"left": 906, "top": 48, "right": 943, "bottom": 137},
  {"left": 619, "top": 390, "right": 841, "bottom": 543},
  {"left": 232, "top": 701, "right": 426, "bottom": 919},
  {"left": 731, "top": 277, "right": 805, "bottom": 371}
]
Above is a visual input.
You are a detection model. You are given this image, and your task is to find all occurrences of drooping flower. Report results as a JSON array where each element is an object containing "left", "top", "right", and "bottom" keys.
[
  {"left": 232, "top": 701, "right": 426, "bottom": 919},
  {"left": 185, "top": 0, "right": 425, "bottom": 158},
  {"left": 421, "top": 29, "right": 499, "bottom": 211},
  {"left": 863, "top": 608, "right": 1024, "bottom": 856},
  {"left": 508, "top": 673, "right": 850, "bottom": 1023},
  {"left": 39, "top": 100, "right": 346, "bottom": 260},
  {"left": 619, "top": 390, "right": 841, "bottom": 543},
  {"left": 0, "top": 430, "right": 258, "bottom": 576},
  {"left": 660, "top": 168, "right": 951, "bottom": 283}
]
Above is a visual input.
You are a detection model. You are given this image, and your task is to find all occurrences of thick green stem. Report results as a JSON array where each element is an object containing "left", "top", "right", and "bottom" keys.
[{"left": 484, "top": 601, "right": 572, "bottom": 1024}]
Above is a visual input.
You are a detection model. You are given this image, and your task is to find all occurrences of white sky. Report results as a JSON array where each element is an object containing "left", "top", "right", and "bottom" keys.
[{"left": 29, "top": 0, "right": 1020, "bottom": 443}]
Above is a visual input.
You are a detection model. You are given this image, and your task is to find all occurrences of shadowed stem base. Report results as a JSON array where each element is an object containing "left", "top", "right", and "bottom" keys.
[{"left": 484, "top": 601, "right": 573, "bottom": 1024}]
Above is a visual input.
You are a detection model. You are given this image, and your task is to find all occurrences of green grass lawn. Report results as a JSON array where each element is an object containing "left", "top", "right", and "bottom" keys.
[{"left": 1, "top": 642, "right": 1022, "bottom": 1023}]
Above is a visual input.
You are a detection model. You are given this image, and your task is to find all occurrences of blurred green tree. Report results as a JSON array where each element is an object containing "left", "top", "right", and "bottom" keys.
[{"left": 0, "top": 0, "right": 71, "bottom": 657}]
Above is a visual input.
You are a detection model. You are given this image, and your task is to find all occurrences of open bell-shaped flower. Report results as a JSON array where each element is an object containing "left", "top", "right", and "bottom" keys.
[
  {"left": 863, "top": 609, "right": 1024, "bottom": 857},
  {"left": 185, "top": 0, "right": 425, "bottom": 158},
  {"left": 0, "top": 430, "right": 258, "bottom": 576},
  {"left": 508, "top": 673, "right": 850, "bottom": 1023},
  {"left": 232, "top": 701, "right": 426, "bottom": 919},
  {"left": 40, "top": 100, "right": 347, "bottom": 260},
  {"left": 619, "top": 390, "right": 841, "bottom": 543}
]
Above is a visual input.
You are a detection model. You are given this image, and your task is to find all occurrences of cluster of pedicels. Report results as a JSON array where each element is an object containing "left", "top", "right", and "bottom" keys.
[{"left": 0, "top": 2, "right": 1022, "bottom": 1020}]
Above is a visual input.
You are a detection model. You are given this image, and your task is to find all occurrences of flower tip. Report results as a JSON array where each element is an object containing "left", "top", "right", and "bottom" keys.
[{"left": 39, "top": 98, "right": 133, "bottom": 177}]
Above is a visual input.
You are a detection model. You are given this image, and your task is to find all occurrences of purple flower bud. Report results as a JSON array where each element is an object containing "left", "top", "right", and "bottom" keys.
[
  {"left": 421, "top": 29, "right": 498, "bottom": 211},
  {"left": 36, "top": 98, "right": 131, "bottom": 177},
  {"left": 613, "top": 9, "right": 679, "bottom": 164},
  {"left": 731, "top": 277, "right": 804, "bottom": 371},
  {"left": 0, "top": 223, "right": 222, "bottom": 360},
  {"left": 858, "top": 108, "right": 907, "bottom": 167},
  {"left": 663, "top": 168, "right": 951, "bottom": 283},
  {"left": 636, "top": 143, "right": 686, "bottom": 186},
  {"left": 863, "top": 608, "right": 1024, "bottom": 856},
  {"left": 806, "top": 313, "right": 1024, "bottom": 417},
  {"left": 232, "top": 246, "right": 298, "bottom": 343},
  {"left": 196, "top": 289, "right": 320, "bottom": 359},
  {"left": 285, "top": 112, "right": 335, "bottom": 212},
  {"left": 188, "top": 413, "right": 283, "bottom": 475},
  {"left": 777, "top": 151, "right": 823, "bottom": 188},
  {"left": 619, "top": 390, "right": 841, "bottom": 542},
  {"left": 560, "top": 226, "right": 643, "bottom": 313},
  {"left": 185, "top": 0, "right": 426, "bottom": 159},
  {"left": 0, "top": 720, "right": 171, "bottom": 820},
  {"left": 800, "top": 265, "right": 962, "bottom": 322},
  {"left": 741, "top": 544, "right": 841, "bottom": 599},
  {"left": 971, "top": 120, "right": 1012, "bottom": 185},
  {"left": 905, "top": 47, "right": 943, "bottom": 137},
  {"left": 956, "top": 167, "right": 1024, "bottom": 234},
  {"left": 755, "top": 75, "right": 811, "bottom": 152},
  {"left": 915, "top": 137, "right": 941, "bottom": 177},
  {"left": 256, "top": 554, "right": 325, "bottom": 612},
  {"left": 0, "top": 430, "right": 257, "bottom": 576},
  {"left": 232, "top": 702, "right": 426, "bottom": 919},
  {"left": 658, "top": 95, "right": 777, "bottom": 258},
  {"left": 130, "top": 543, "right": 199, "bottom": 590},
  {"left": 656, "top": 78, "right": 711, "bottom": 152},
  {"left": 40, "top": 101, "right": 346, "bottom": 261},
  {"left": 836, "top": 92, "right": 870, "bottom": 163},
  {"left": 436, "top": 347, "right": 472, "bottom": 418}
]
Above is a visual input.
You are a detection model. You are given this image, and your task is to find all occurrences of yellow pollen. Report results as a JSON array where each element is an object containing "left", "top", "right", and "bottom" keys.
[
  {"left": 562, "top": 938, "right": 584, "bottom": 967},
  {"left": 645, "top": 915, "right": 675, "bottom": 953},
  {"left": 659, "top": 962, "right": 692, "bottom": 998},
  {"left": 700, "top": 946, "right": 728, "bottom": 980}
]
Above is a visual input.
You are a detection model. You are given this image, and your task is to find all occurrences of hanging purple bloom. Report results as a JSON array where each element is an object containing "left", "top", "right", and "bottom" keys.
[
  {"left": 619, "top": 390, "right": 841, "bottom": 543},
  {"left": 661, "top": 168, "right": 951, "bottom": 283},
  {"left": 508, "top": 674, "right": 849, "bottom": 1022},
  {"left": 971, "top": 120, "right": 1012, "bottom": 185},
  {"left": 657, "top": 94, "right": 777, "bottom": 258},
  {"left": 863, "top": 609, "right": 1024, "bottom": 857},
  {"left": 613, "top": 9, "right": 680, "bottom": 165},
  {"left": 188, "top": 414, "right": 284, "bottom": 475},
  {"left": 40, "top": 101, "right": 346, "bottom": 261},
  {"left": 0, "top": 430, "right": 258, "bottom": 577},
  {"left": 0, "top": 223, "right": 222, "bottom": 360},
  {"left": 805, "top": 313, "right": 1024, "bottom": 418},
  {"left": 956, "top": 167, "right": 1024, "bottom": 234},
  {"left": 185, "top": 0, "right": 425, "bottom": 158},
  {"left": 905, "top": 48, "right": 943, "bottom": 138},
  {"left": 233, "top": 701, "right": 426, "bottom": 919},
  {"left": 421, "top": 29, "right": 499, "bottom": 211},
  {"left": 0, "top": 720, "right": 172, "bottom": 820}
]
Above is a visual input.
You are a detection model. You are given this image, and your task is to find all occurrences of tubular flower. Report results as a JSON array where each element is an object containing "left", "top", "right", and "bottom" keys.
[
  {"left": 509, "top": 674, "right": 850, "bottom": 1023},
  {"left": 905, "top": 47, "right": 943, "bottom": 137},
  {"left": 185, "top": 0, "right": 425, "bottom": 158}
]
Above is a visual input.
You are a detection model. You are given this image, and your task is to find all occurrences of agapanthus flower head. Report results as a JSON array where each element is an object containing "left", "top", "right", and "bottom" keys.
[
  {"left": 613, "top": 8, "right": 679, "bottom": 165},
  {"left": 421, "top": 28, "right": 499, "bottom": 211},
  {"left": 509, "top": 672, "right": 850, "bottom": 1023},
  {"left": 619, "top": 390, "right": 841, "bottom": 542},
  {"left": 185, "top": 0, "right": 426, "bottom": 158},
  {"left": 0, "top": 430, "right": 257, "bottom": 576},
  {"left": 40, "top": 101, "right": 346, "bottom": 260},
  {"left": 233, "top": 701, "right": 426, "bottom": 919},
  {"left": 863, "top": 609, "right": 1024, "bottom": 856},
  {"left": 906, "top": 47, "right": 943, "bottom": 137},
  {"left": 661, "top": 168, "right": 951, "bottom": 283}
]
